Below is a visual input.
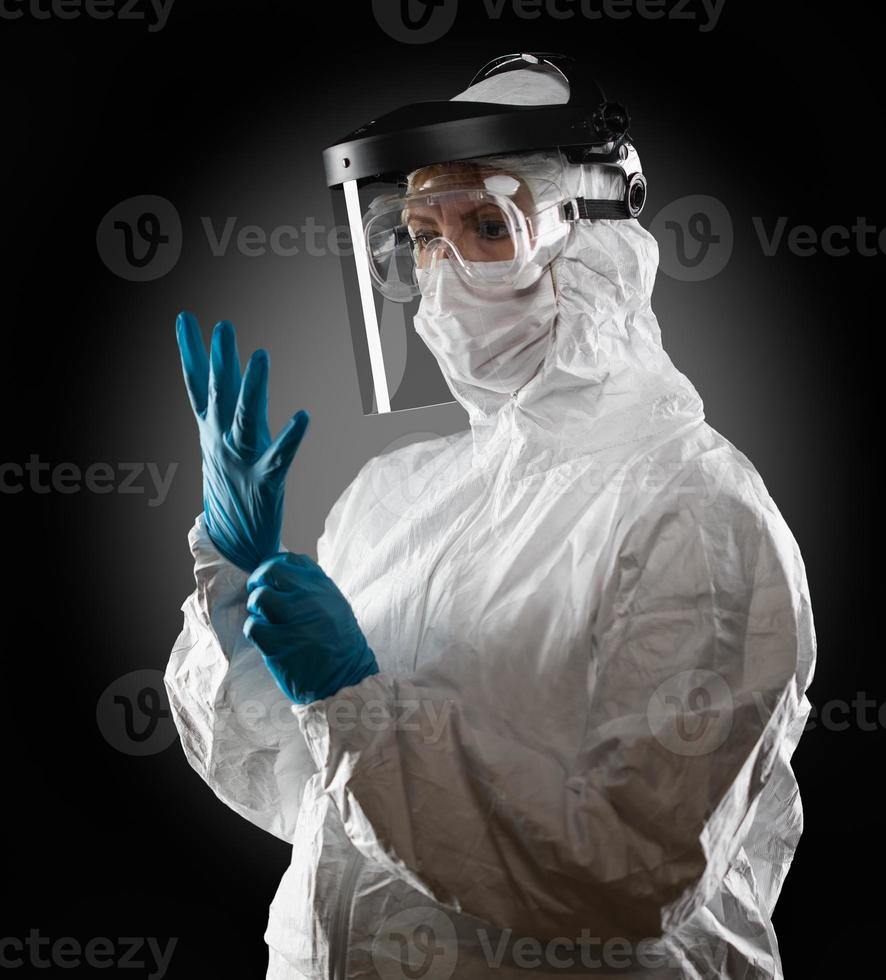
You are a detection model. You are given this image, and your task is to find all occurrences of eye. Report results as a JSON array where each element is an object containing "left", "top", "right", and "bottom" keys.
[
  {"left": 393, "top": 226, "right": 416, "bottom": 248},
  {"left": 476, "top": 218, "right": 509, "bottom": 241},
  {"left": 408, "top": 227, "right": 438, "bottom": 250}
]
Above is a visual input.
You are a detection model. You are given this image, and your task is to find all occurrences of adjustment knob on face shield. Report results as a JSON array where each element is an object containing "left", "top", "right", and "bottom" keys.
[{"left": 626, "top": 173, "right": 647, "bottom": 218}]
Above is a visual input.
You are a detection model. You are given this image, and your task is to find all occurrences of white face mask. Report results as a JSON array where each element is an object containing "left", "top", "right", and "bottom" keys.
[{"left": 413, "top": 261, "right": 557, "bottom": 395}]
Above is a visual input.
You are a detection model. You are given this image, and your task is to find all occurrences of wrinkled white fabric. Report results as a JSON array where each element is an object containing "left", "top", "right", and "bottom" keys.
[
  {"left": 450, "top": 62, "right": 571, "bottom": 106},
  {"left": 165, "top": 67, "right": 816, "bottom": 979},
  {"left": 413, "top": 261, "right": 557, "bottom": 394}
]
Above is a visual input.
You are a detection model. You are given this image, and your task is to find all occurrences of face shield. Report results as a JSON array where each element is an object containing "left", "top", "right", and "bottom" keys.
[{"left": 323, "top": 53, "right": 647, "bottom": 414}]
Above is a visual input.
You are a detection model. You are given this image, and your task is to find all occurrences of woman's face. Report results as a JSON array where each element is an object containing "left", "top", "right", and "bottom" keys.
[{"left": 405, "top": 161, "right": 536, "bottom": 269}]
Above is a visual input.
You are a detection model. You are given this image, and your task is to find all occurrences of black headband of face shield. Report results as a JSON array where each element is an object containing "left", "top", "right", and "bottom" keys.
[{"left": 321, "top": 52, "right": 646, "bottom": 218}]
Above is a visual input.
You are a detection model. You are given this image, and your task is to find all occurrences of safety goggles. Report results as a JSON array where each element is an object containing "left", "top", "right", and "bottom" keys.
[{"left": 363, "top": 166, "right": 571, "bottom": 302}]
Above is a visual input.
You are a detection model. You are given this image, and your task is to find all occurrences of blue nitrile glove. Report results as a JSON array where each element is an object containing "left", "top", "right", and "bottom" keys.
[
  {"left": 244, "top": 552, "right": 379, "bottom": 705},
  {"left": 176, "top": 311, "right": 310, "bottom": 572}
]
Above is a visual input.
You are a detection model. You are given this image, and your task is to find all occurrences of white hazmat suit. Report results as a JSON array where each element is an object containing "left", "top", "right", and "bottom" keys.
[{"left": 165, "top": 67, "right": 816, "bottom": 979}]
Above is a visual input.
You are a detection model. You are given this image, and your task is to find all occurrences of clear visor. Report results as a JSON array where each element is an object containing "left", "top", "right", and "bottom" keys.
[{"left": 335, "top": 156, "right": 571, "bottom": 414}]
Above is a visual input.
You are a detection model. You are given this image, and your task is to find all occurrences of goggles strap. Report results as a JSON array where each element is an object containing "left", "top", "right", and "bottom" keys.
[{"left": 561, "top": 197, "right": 631, "bottom": 221}]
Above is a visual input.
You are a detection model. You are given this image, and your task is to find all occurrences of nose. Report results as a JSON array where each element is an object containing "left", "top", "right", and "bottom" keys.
[
  {"left": 418, "top": 235, "right": 457, "bottom": 269},
  {"left": 422, "top": 209, "right": 469, "bottom": 264}
]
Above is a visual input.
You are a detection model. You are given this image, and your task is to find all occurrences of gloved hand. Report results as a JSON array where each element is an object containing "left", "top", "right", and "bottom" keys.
[
  {"left": 176, "top": 311, "right": 310, "bottom": 572},
  {"left": 244, "top": 552, "right": 379, "bottom": 704}
]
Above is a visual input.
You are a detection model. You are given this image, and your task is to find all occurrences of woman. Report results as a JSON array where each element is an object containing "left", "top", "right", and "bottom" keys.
[{"left": 166, "top": 57, "right": 815, "bottom": 979}]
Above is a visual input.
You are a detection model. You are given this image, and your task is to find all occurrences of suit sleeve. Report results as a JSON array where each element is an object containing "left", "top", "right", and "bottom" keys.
[
  {"left": 290, "top": 485, "right": 815, "bottom": 941},
  {"left": 164, "top": 515, "right": 317, "bottom": 842}
]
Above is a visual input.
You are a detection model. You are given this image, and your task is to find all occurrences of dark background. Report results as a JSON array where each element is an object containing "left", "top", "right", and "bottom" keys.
[{"left": 0, "top": 1, "right": 881, "bottom": 976}]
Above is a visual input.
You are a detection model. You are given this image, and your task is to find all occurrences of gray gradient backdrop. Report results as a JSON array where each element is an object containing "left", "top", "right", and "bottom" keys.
[{"left": 0, "top": 3, "right": 877, "bottom": 976}]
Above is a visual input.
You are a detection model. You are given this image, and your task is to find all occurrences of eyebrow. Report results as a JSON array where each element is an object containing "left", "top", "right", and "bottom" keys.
[{"left": 403, "top": 204, "right": 506, "bottom": 224}]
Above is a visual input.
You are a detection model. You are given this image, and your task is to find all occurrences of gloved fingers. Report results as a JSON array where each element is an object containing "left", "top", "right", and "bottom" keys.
[
  {"left": 243, "top": 615, "right": 301, "bottom": 660},
  {"left": 261, "top": 410, "right": 310, "bottom": 482},
  {"left": 248, "top": 552, "right": 317, "bottom": 593},
  {"left": 176, "top": 311, "right": 209, "bottom": 418},
  {"left": 230, "top": 349, "right": 272, "bottom": 458},
  {"left": 208, "top": 320, "right": 242, "bottom": 432},
  {"left": 246, "top": 584, "right": 299, "bottom": 625},
  {"left": 243, "top": 614, "right": 277, "bottom": 652}
]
